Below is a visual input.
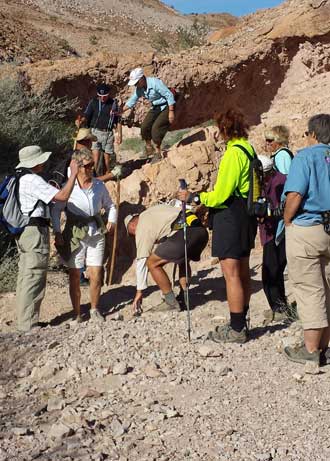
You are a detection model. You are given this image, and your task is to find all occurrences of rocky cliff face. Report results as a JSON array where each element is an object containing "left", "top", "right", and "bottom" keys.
[{"left": 4, "top": 0, "right": 329, "bottom": 142}]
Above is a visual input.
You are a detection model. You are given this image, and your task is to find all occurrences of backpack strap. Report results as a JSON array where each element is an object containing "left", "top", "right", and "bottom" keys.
[
  {"left": 14, "top": 170, "right": 42, "bottom": 218},
  {"left": 271, "top": 147, "right": 294, "bottom": 160},
  {"left": 233, "top": 144, "right": 256, "bottom": 162}
]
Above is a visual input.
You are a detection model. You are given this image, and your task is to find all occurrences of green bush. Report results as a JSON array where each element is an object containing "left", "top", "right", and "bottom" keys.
[
  {"left": 121, "top": 137, "right": 144, "bottom": 154},
  {"left": 176, "top": 19, "right": 210, "bottom": 49},
  {"left": 0, "top": 78, "right": 77, "bottom": 174},
  {"left": 0, "top": 230, "right": 18, "bottom": 293},
  {"left": 152, "top": 32, "right": 170, "bottom": 53}
]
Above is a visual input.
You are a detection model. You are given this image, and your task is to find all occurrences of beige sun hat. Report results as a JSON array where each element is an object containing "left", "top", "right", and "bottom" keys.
[
  {"left": 16, "top": 145, "right": 52, "bottom": 169},
  {"left": 74, "top": 128, "right": 97, "bottom": 142},
  {"left": 124, "top": 214, "right": 139, "bottom": 233}
]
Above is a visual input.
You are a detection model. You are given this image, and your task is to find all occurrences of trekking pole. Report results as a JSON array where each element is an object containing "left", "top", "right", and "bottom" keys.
[
  {"left": 106, "top": 177, "right": 121, "bottom": 286},
  {"left": 179, "top": 178, "right": 191, "bottom": 342}
]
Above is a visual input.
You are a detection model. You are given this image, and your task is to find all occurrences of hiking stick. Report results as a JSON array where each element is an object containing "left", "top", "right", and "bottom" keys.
[
  {"left": 179, "top": 178, "right": 191, "bottom": 342},
  {"left": 106, "top": 177, "right": 121, "bottom": 286}
]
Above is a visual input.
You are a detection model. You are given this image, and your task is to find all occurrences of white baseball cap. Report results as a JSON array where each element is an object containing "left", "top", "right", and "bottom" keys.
[
  {"left": 16, "top": 145, "right": 52, "bottom": 169},
  {"left": 128, "top": 67, "right": 144, "bottom": 86},
  {"left": 258, "top": 155, "right": 274, "bottom": 173}
]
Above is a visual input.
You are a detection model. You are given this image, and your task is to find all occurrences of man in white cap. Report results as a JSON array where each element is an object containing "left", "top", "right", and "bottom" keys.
[
  {"left": 122, "top": 68, "right": 176, "bottom": 163},
  {"left": 257, "top": 155, "right": 290, "bottom": 324},
  {"left": 75, "top": 83, "right": 122, "bottom": 177},
  {"left": 15, "top": 146, "right": 79, "bottom": 332}
]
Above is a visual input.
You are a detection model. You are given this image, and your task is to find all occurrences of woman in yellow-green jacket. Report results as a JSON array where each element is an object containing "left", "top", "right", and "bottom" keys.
[{"left": 178, "top": 109, "right": 257, "bottom": 344}]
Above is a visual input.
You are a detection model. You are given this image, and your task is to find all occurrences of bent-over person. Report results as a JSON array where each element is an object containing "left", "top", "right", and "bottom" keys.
[
  {"left": 125, "top": 204, "right": 208, "bottom": 313},
  {"left": 52, "top": 149, "right": 117, "bottom": 323}
]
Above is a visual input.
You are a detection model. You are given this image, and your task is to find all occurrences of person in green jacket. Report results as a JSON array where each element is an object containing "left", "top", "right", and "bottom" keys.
[{"left": 178, "top": 109, "right": 257, "bottom": 343}]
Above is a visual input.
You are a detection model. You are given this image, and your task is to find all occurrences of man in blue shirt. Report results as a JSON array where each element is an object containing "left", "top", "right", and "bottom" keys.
[
  {"left": 123, "top": 67, "right": 176, "bottom": 163},
  {"left": 283, "top": 114, "right": 330, "bottom": 367}
]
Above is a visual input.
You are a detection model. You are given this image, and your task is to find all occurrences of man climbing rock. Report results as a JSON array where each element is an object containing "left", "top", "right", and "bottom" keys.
[
  {"left": 76, "top": 83, "right": 122, "bottom": 176},
  {"left": 123, "top": 68, "right": 176, "bottom": 163},
  {"left": 125, "top": 204, "right": 208, "bottom": 313}
]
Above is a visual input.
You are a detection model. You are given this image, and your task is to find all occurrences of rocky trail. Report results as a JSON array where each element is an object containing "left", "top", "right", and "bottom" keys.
[{"left": 1, "top": 250, "right": 330, "bottom": 460}]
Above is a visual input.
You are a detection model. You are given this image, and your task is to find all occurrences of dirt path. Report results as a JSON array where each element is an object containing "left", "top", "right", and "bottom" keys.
[{"left": 1, "top": 250, "right": 330, "bottom": 460}]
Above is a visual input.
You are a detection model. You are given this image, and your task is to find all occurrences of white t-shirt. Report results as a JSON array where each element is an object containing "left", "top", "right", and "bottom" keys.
[{"left": 19, "top": 173, "right": 58, "bottom": 218}]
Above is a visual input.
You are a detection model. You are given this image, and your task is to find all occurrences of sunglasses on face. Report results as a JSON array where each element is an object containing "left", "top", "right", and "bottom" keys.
[
  {"left": 303, "top": 131, "right": 310, "bottom": 137},
  {"left": 80, "top": 162, "right": 94, "bottom": 170},
  {"left": 265, "top": 139, "right": 274, "bottom": 143}
]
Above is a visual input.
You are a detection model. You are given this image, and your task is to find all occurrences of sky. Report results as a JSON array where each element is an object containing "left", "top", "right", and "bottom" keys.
[{"left": 162, "top": 0, "right": 284, "bottom": 16}]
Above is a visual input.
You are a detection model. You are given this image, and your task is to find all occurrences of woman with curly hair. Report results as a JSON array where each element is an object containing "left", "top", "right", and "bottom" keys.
[{"left": 178, "top": 109, "right": 257, "bottom": 343}]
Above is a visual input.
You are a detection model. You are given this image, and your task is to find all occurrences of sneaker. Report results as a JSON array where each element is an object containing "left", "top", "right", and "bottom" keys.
[
  {"left": 152, "top": 299, "right": 181, "bottom": 313},
  {"left": 110, "top": 165, "right": 123, "bottom": 179},
  {"left": 149, "top": 154, "right": 162, "bottom": 165},
  {"left": 208, "top": 324, "right": 248, "bottom": 344},
  {"left": 90, "top": 309, "right": 105, "bottom": 323},
  {"left": 139, "top": 145, "right": 155, "bottom": 160},
  {"left": 284, "top": 344, "right": 320, "bottom": 365}
]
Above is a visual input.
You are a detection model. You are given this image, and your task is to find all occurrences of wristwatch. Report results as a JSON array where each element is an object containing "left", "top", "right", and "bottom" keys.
[{"left": 192, "top": 194, "right": 201, "bottom": 205}]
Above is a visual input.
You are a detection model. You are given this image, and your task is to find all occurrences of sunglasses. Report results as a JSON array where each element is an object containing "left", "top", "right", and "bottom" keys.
[
  {"left": 80, "top": 162, "right": 94, "bottom": 169},
  {"left": 303, "top": 131, "right": 310, "bottom": 137},
  {"left": 265, "top": 139, "right": 274, "bottom": 143}
]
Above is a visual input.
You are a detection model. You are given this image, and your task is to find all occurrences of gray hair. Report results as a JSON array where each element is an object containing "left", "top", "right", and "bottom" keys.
[
  {"left": 72, "top": 147, "right": 93, "bottom": 165},
  {"left": 308, "top": 114, "right": 330, "bottom": 144}
]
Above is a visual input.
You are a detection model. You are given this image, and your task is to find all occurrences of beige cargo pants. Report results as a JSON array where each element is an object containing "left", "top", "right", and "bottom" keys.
[{"left": 16, "top": 225, "right": 49, "bottom": 332}]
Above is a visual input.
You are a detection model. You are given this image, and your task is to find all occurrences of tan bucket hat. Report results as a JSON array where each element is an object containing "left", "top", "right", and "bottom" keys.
[
  {"left": 16, "top": 145, "right": 52, "bottom": 169},
  {"left": 74, "top": 128, "right": 97, "bottom": 142}
]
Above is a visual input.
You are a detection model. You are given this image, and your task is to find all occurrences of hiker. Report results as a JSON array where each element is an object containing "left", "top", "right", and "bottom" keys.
[
  {"left": 178, "top": 109, "right": 257, "bottom": 344},
  {"left": 257, "top": 155, "right": 290, "bottom": 325},
  {"left": 52, "top": 148, "right": 117, "bottom": 323},
  {"left": 264, "top": 125, "right": 293, "bottom": 175},
  {"left": 73, "top": 128, "right": 122, "bottom": 182},
  {"left": 283, "top": 113, "right": 330, "bottom": 366},
  {"left": 14, "top": 146, "right": 79, "bottom": 332},
  {"left": 76, "top": 83, "right": 122, "bottom": 176},
  {"left": 125, "top": 204, "right": 208, "bottom": 313},
  {"left": 122, "top": 67, "right": 175, "bottom": 163}
]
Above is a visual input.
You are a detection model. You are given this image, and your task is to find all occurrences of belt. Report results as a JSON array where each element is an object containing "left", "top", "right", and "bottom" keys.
[{"left": 27, "top": 217, "right": 50, "bottom": 227}]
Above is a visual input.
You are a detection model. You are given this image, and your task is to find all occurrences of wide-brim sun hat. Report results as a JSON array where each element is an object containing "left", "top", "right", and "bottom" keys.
[
  {"left": 128, "top": 67, "right": 144, "bottom": 86},
  {"left": 258, "top": 154, "right": 274, "bottom": 173},
  {"left": 16, "top": 145, "right": 52, "bottom": 169},
  {"left": 74, "top": 128, "right": 97, "bottom": 142}
]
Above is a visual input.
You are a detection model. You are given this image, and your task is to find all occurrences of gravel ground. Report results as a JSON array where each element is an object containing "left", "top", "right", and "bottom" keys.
[{"left": 1, "top": 250, "right": 330, "bottom": 460}]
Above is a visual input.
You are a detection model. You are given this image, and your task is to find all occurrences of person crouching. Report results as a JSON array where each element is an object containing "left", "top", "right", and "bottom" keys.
[
  {"left": 52, "top": 148, "right": 117, "bottom": 323},
  {"left": 125, "top": 204, "right": 208, "bottom": 313}
]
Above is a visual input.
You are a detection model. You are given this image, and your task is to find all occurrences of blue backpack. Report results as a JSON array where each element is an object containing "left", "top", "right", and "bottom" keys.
[{"left": 0, "top": 169, "right": 39, "bottom": 235}]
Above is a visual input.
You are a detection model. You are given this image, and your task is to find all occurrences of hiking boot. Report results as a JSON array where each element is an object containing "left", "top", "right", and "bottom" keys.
[
  {"left": 263, "top": 309, "right": 287, "bottom": 326},
  {"left": 139, "top": 145, "right": 155, "bottom": 160},
  {"left": 90, "top": 309, "right": 105, "bottom": 323},
  {"left": 284, "top": 345, "right": 320, "bottom": 365},
  {"left": 110, "top": 165, "right": 123, "bottom": 179},
  {"left": 208, "top": 324, "right": 248, "bottom": 344}
]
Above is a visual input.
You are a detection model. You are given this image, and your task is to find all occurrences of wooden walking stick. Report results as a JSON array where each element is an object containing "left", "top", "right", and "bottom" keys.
[{"left": 106, "top": 177, "right": 121, "bottom": 286}]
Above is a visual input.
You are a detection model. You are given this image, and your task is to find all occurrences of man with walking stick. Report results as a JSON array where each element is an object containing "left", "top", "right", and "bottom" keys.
[
  {"left": 124, "top": 200, "right": 208, "bottom": 316},
  {"left": 76, "top": 83, "right": 122, "bottom": 177}
]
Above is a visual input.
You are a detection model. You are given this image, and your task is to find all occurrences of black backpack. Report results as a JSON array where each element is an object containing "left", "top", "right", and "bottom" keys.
[{"left": 233, "top": 144, "right": 265, "bottom": 218}]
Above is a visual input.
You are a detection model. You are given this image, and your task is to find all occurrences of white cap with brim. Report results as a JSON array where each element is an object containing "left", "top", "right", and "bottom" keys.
[
  {"left": 128, "top": 67, "right": 144, "bottom": 86},
  {"left": 124, "top": 214, "right": 139, "bottom": 233},
  {"left": 258, "top": 155, "right": 274, "bottom": 173},
  {"left": 16, "top": 145, "right": 52, "bottom": 169},
  {"left": 74, "top": 128, "right": 97, "bottom": 142}
]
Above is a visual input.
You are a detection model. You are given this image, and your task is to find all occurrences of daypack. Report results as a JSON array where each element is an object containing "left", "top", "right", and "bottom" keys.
[
  {"left": 271, "top": 147, "right": 294, "bottom": 173},
  {"left": 0, "top": 169, "right": 39, "bottom": 235},
  {"left": 233, "top": 144, "right": 265, "bottom": 218}
]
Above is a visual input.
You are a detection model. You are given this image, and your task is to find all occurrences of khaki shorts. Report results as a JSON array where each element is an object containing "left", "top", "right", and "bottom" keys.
[
  {"left": 91, "top": 128, "right": 114, "bottom": 154},
  {"left": 286, "top": 223, "right": 330, "bottom": 329},
  {"left": 68, "top": 233, "right": 105, "bottom": 269}
]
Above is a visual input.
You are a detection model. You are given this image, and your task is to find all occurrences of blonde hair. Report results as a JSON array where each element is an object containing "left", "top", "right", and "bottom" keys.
[
  {"left": 72, "top": 147, "right": 93, "bottom": 165},
  {"left": 264, "top": 125, "right": 289, "bottom": 145}
]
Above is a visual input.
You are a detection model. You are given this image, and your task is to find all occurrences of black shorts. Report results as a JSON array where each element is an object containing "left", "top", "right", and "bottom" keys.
[
  {"left": 154, "top": 227, "right": 209, "bottom": 264},
  {"left": 211, "top": 198, "right": 257, "bottom": 260}
]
